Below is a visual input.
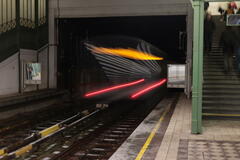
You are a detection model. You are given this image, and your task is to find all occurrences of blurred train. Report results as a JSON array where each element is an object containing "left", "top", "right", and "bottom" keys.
[{"left": 61, "top": 35, "right": 168, "bottom": 101}]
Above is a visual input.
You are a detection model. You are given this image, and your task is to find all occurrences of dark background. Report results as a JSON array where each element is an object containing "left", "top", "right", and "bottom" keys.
[{"left": 58, "top": 15, "right": 187, "bottom": 93}]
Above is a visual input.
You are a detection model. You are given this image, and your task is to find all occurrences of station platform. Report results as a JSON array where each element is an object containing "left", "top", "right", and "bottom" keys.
[
  {"left": 0, "top": 89, "right": 67, "bottom": 108},
  {"left": 0, "top": 89, "right": 69, "bottom": 120},
  {"left": 109, "top": 93, "right": 240, "bottom": 160}
]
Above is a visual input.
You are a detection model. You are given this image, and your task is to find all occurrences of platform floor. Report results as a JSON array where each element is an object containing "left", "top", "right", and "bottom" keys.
[{"left": 109, "top": 93, "right": 240, "bottom": 160}]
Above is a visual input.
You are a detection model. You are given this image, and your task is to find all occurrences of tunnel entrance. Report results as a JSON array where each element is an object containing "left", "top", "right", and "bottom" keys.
[{"left": 57, "top": 16, "right": 187, "bottom": 95}]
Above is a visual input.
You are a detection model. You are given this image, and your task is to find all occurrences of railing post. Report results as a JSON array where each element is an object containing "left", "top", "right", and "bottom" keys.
[{"left": 192, "top": 0, "right": 204, "bottom": 134}]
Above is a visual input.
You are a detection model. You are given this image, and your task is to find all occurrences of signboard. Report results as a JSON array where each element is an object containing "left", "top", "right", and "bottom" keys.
[
  {"left": 25, "top": 63, "right": 41, "bottom": 84},
  {"left": 227, "top": 14, "right": 240, "bottom": 26},
  {"left": 167, "top": 64, "right": 185, "bottom": 88}
]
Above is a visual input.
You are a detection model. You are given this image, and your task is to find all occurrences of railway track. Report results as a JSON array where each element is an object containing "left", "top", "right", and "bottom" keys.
[
  {"left": 0, "top": 93, "right": 177, "bottom": 160},
  {"left": 50, "top": 94, "right": 178, "bottom": 160},
  {"left": 20, "top": 95, "right": 172, "bottom": 160},
  {"left": 0, "top": 102, "right": 96, "bottom": 159},
  {"left": 53, "top": 112, "right": 144, "bottom": 160}
]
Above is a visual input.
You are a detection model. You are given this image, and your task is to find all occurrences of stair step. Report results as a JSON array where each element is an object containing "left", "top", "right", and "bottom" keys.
[
  {"left": 204, "top": 67, "right": 225, "bottom": 70},
  {"left": 203, "top": 80, "right": 240, "bottom": 85},
  {"left": 204, "top": 59, "right": 224, "bottom": 62},
  {"left": 204, "top": 72, "right": 240, "bottom": 76},
  {"left": 210, "top": 47, "right": 222, "bottom": 49},
  {"left": 208, "top": 52, "right": 223, "bottom": 54},
  {"left": 204, "top": 58, "right": 223, "bottom": 60},
  {"left": 210, "top": 49, "right": 223, "bottom": 52},
  {"left": 209, "top": 47, "right": 223, "bottom": 50},
  {"left": 203, "top": 110, "right": 240, "bottom": 115},
  {"left": 204, "top": 68, "right": 225, "bottom": 71},
  {"left": 210, "top": 49, "right": 222, "bottom": 51},
  {"left": 204, "top": 63, "right": 224, "bottom": 66},
  {"left": 209, "top": 46, "right": 223, "bottom": 49},
  {"left": 204, "top": 62, "right": 224, "bottom": 65},
  {"left": 203, "top": 107, "right": 240, "bottom": 114},
  {"left": 204, "top": 76, "right": 240, "bottom": 80},
  {"left": 203, "top": 84, "right": 240, "bottom": 89},
  {"left": 203, "top": 106, "right": 240, "bottom": 112},
  {"left": 204, "top": 90, "right": 240, "bottom": 94},
  {"left": 203, "top": 100, "right": 240, "bottom": 106},
  {"left": 204, "top": 61, "right": 224, "bottom": 64},
  {"left": 207, "top": 54, "right": 223, "bottom": 56},
  {"left": 209, "top": 50, "right": 223, "bottom": 51},
  {"left": 203, "top": 95, "right": 240, "bottom": 100},
  {"left": 203, "top": 64, "right": 224, "bottom": 67},
  {"left": 203, "top": 107, "right": 240, "bottom": 112},
  {"left": 209, "top": 51, "right": 223, "bottom": 53},
  {"left": 203, "top": 58, "right": 224, "bottom": 61},
  {"left": 204, "top": 55, "right": 224, "bottom": 58},
  {"left": 203, "top": 68, "right": 225, "bottom": 71},
  {"left": 204, "top": 64, "right": 224, "bottom": 67}
]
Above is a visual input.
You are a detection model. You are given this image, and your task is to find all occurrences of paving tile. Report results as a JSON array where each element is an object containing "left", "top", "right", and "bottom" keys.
[
  {"left": 177, "top": 139, "right": 240, "bottom": 160},
  {"left": 155, "top": 94, "right": 240, "bottom": 160}
]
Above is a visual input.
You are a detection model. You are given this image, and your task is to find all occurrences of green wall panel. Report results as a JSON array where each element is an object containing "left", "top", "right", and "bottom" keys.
[
  {"left": 0, "top": 0, "right": 48, "bottom": 62},
  {"left": 0, "top": 29, "right": 18, "bottom": 62}
]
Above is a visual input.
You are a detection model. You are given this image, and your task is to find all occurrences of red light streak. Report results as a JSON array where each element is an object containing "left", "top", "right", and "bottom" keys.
[
  {"left": 84, "top": 79, "right": 145, "bottom": 97},
  {"left": 130, "top": 78, "right": 167, "bottom": 99}
]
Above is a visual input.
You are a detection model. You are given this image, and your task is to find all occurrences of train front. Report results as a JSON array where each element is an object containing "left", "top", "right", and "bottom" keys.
[{"left": 81, "top": 35, "right": 167, "bottom": 102}]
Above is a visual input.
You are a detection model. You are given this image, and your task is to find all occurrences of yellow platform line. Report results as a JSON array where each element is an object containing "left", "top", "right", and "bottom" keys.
[
  {"left": 203, "top": 113, "right": 240, "bottom": 117},
  {"left": 39, "top": 124, "right": 60, "bottom": 137},
  {"left": 135, "top": 107, "right": 170, "bottom": 160},
  {"left": 15, "top": 144, "right": 32, "bottom": 156}
]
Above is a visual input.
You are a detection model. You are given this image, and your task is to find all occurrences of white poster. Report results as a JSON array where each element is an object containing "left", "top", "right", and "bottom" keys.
[{"left": 25, "top": 63, "right": 41, "bottom": 84}]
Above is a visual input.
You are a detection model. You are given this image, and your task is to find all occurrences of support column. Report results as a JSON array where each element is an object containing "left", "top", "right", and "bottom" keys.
[
  {"left": 48, "top": 6, "right": 57, "bottom": 88},
  {"left": 192, "top": 0, "right": 204, "bottom": 134},
  {"left": 16, "top": 0, "right": 21, "bottom": 93}
]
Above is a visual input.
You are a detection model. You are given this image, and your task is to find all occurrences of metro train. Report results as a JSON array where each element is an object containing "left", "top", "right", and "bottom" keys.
[{"left": 75, "top": 35, "right": 168, "bottom": 101}]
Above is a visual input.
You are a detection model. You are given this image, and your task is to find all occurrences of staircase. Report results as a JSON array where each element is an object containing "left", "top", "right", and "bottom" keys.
[{"left": 203, "top": 16, "right": 240, "bottom": 117}]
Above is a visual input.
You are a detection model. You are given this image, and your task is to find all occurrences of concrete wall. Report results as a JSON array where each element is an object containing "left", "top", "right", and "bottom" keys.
[
  {"left": 0, "top": 0, "right": 193, "bottom": 96},
  {"left": 48, "top": 0, "right": 192, "bottom": 91},
  {"left": 0, "top": 53, "right": 19, "bottom": 95},
  {"left": 21, "top": 48, "right": 50, "bottom": 92},
  {"left": 39, "top": 47, "right": 49, "bottom": 89},
  {"left": 0, "top": 98, "right": 59, "bottom": 120},
  {"left": 20, "top": 49, "right": 38, "bottom": 92},
  {"left": 0, "top": 48, "right": 50, "bottom": 96},
  {"left": 49, "top": 0, "right": 191, "bottom": 18}
]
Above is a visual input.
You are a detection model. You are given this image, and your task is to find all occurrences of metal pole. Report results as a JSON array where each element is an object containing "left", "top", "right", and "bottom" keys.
[
  {"left": 47, "top": 45, "right": 49, "bottom": 88},
  {"left": 37, "top": 50, "right": 39, "bottom": 90},
  {"left": 16, "top": 0, "right": 22, "bottom": 93},
  {"left": 186, "top": 4, "right": 193, "bottom": 99},
  {"left": 192, "top": 0, "right": 204, "bottom": 134}
]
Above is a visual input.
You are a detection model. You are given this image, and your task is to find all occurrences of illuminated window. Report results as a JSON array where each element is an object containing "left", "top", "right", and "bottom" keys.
[
  {"left": 38, "top": 0, "right": 46, "bottom": 26},
  {"left": 20, "top": 0, "right": 35, "bottom": 28},
  {"left": 0, "top": 0, "right": 16, "bottom": 34},
  {"left": 0, "top": 0, "right": 47, "bottom": 34}
]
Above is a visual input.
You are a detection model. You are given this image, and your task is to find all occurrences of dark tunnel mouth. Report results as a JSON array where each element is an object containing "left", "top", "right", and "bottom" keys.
[
  {"left": 57, "top": 15, "right": 187, "bottom": 92},
  {"left": 58, "top": 15, "right": 187, "bottom": 62}
]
